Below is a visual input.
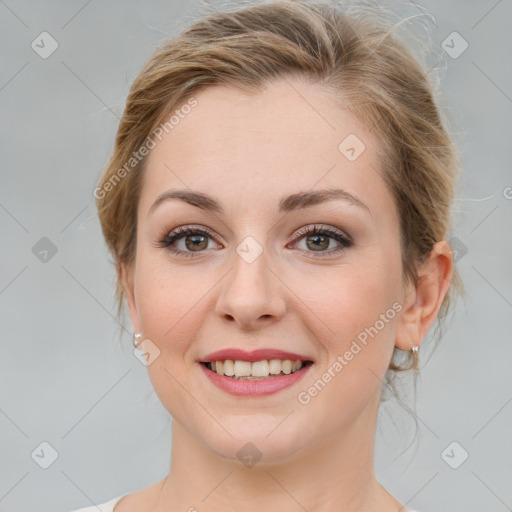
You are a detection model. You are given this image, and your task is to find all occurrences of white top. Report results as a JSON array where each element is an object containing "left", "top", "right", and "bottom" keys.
[
  {"left": 69, "top": 493, "right": 421, "bottom": 512},
  {"left": 69, "top": 494, "right": 127, "bottom": 512}
]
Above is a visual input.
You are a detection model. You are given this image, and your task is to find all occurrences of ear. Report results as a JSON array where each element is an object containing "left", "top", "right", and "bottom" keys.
[
  {"left": 120, "top": 262, "right": 140, "bottom": 333},
  {"left": 395, "top": 241, "right": 454, "bottom": 350}
]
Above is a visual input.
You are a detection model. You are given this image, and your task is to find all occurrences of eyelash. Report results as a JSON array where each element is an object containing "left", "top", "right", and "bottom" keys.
[
  {"left": 157, "top": 224, "right": 352, "bottom": 258},
  {"left": 157, "top": 226, "right": 217, "bottom": 258}
]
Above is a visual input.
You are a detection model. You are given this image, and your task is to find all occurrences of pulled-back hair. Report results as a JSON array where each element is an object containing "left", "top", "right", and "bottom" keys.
[{"left": 96, "top": 0, "right": 461, "bottom": 379}]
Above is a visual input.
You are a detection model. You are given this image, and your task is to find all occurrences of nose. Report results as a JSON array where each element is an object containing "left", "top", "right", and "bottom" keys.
[{"left": 215, "top": 245, "right": 287, "bottom": 330}]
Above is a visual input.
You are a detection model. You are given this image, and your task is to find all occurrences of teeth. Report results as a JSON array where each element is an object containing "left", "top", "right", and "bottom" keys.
[
  {"left": 207, "top": 359, "right": 305, "bottom": 379},
  {"left": 234, "top": 360, "right": 251, "bottom": 377},
  {"left": 223, "top": 360, "right": 234, "bottom": 377},
  {"left": 251, "top": 360, "right": 269, "bottom": 377},
  {"left": 269, "top": 359, "right": 282, "bottom": 375}
]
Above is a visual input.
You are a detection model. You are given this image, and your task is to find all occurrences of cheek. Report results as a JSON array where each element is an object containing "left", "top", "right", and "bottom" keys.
[
  {"left": 294, "top": 254, "right": 402, "bottom": 408},
  {"left": 300, "top": 258, "right": 401, "bottom": 340},
  {"left": 294, "top": 264, "right": 401, "bottom": 425},
  {"left": 133, "top": 253, "right": 215, "bottom": 354},
  {"left": 133, "top": 256, "right": 214, "bottom": 417}
]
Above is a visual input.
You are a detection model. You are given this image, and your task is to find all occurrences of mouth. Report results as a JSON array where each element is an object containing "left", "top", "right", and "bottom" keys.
[
  {"left": 201, "top": 359, "right": 313, "bottom": 380},
  {"left": 198, "top": 350, "right": 314, "bottom": 397}
]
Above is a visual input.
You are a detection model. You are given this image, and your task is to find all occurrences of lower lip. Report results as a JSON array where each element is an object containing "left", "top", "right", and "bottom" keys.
[{"left": 199, "top": 363, "right": 312, "bottom": 397}]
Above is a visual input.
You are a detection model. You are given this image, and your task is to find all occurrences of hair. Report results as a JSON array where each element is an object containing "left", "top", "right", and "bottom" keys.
[{"left": 96, "top": 0, "right": 462, "bottom": 386}]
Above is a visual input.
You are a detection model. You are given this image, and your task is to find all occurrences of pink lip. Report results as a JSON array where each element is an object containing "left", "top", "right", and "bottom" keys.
[
  {"left": 200, "top": 348, "right": 313, "bottom": 363},
  {"left": 199, "top": 361, "right": 313, "bottom": 397}
]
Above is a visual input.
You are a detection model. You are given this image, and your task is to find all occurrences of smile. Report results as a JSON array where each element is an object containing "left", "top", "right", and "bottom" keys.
[
  {"left": 203, "top": 359, "right": 309, "bottom": 379},
  {"left": 199, "top": 349, "right": 314, "bottom": 396}
]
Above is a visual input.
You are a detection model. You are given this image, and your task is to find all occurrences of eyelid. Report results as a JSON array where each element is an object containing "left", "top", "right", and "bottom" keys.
[
  {"left": 287, "top": 224, "right": 352, "bottom": 257},
  {"left": 155, "top": 225, "right": 222, "bottom": 249},
  {"left": 291, "top": 224, "right": 352, "bottom": 244}
]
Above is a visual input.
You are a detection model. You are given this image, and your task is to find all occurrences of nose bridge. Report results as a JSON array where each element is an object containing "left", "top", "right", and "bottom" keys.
[{"left": 215, "top": 235, "right": 286, "bottom": 328}]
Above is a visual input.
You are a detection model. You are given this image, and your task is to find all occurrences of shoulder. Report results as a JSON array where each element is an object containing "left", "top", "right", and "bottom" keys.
[
  {"left": 99, "top": 479, "right": 165, "bottom": 512},
  {"left": 68, "top": 494, "right": 126, "bottom": 512},
  {"left": 69, "top": 479, "right": 164, "bottom": 512}
]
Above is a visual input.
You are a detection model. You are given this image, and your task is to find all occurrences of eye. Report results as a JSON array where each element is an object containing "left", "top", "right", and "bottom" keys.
[
  {"left": 156, "top": 225, "right": 221, "bottom": 257},
  {"left": 289, "top": 224, "right": 352, "bottom": 257},
  {"left": 157, "top": 224, "right": 352, "bottom": 259}
]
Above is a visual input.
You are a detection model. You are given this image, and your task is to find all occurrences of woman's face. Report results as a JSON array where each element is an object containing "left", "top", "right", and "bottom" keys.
[{"left": 126, "top": 76, "right": 408, "bottom": 463}]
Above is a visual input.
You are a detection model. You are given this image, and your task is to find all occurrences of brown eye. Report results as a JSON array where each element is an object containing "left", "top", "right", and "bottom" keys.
[
  {"left": 305, "top": 233, "right": 330, "bottom": 251},
  {"left": 291, "top": 224, "right": 352, "bottom": 257},
  {"left": 157, "top": 226, "right": 220, "bottom": 257},
  {"left": 185, "top": 234, "right": 208, "bottom": 251}
]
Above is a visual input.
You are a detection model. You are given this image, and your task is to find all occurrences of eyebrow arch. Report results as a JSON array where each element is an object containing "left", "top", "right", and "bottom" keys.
[{"left": 149, "top": 188, "right": 371, "bottom": 216}]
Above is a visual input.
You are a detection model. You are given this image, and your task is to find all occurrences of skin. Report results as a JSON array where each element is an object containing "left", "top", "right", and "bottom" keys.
[{"left": 117, "top": 76, "right": 453, "bottom": 511}]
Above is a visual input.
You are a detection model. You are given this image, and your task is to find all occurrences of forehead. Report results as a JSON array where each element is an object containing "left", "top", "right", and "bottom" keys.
[{"left": 140, "top": 77, "right": 394, "bottom": 219}]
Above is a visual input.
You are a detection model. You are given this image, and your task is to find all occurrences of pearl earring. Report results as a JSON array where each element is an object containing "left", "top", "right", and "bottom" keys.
[{"left": 133, "top": 332, "right": 143, "bottom": 349}]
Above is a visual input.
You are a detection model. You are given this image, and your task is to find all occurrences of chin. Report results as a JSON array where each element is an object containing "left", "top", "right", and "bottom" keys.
[{"left": 200, "top": 412, "right": 315, "bottom": 466}]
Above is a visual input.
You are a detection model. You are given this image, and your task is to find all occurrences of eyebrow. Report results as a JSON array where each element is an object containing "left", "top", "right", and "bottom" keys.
[{"left": 149, "top": 188, "right": 371, "bottom": 216}]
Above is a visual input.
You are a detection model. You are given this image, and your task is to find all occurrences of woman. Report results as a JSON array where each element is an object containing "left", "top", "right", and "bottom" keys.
[{"left": 73, "top": 1, "right": 459, "bottom": 510}]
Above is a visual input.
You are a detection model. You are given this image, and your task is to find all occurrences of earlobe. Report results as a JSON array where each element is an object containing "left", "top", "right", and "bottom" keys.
[
  {"left": 395, "top": 241, "right": 454, "bottom": 351},
  {"left": 120, "top": 262, "right": 140, "bottom": 333}
]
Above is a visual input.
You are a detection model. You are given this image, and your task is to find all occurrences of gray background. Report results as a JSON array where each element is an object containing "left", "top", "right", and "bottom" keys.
[{"left": 1, "top": 1, "right": 511, "bottom": 511}]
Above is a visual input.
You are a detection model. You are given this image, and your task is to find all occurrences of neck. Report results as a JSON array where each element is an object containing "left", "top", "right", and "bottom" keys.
[{"left": 154, "top": 395, "right": 402, "bottom": 511}]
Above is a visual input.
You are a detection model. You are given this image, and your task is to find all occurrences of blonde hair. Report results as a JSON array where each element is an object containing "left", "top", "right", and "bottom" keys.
[{"left": 96, "top": 0, "right": 461, "bottom": 376}]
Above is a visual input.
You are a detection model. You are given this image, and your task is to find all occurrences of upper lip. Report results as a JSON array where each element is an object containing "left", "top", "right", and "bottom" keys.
[{"left": 200, "top": 348, "right": 313, "bottom": 363}]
